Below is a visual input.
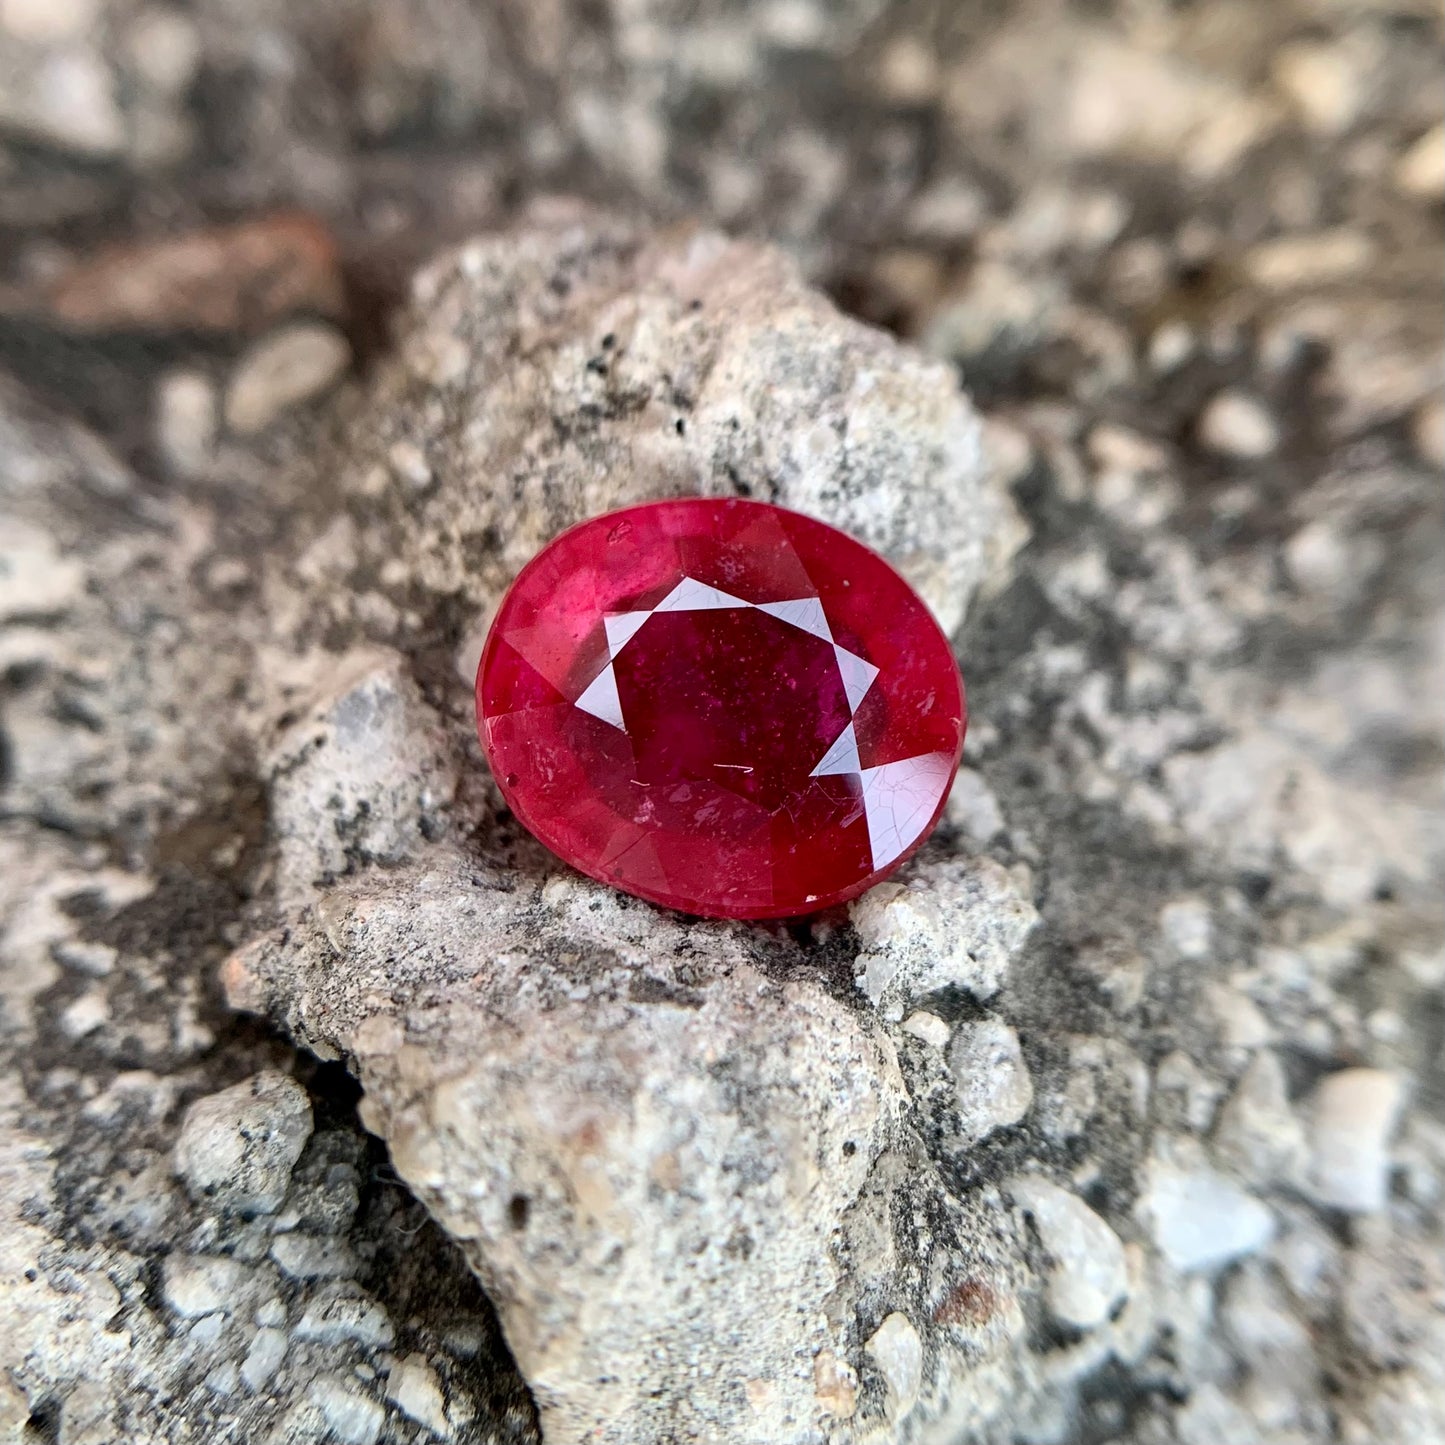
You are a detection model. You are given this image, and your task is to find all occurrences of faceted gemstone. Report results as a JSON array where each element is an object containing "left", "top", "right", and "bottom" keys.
[{"left": 476, "top": 498, "right": 966, "bottom": 919}]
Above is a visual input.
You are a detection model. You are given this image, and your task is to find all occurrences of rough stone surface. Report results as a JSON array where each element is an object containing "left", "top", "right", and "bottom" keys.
[
  {"left": 2, "top": 5, "right": 1442, "bottom": 1445},
  {"left": 173, "top": 1070, "right": 314, "bottom": 1215}
]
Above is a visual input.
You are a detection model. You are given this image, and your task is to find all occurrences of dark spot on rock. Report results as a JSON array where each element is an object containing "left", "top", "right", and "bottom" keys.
[{"left": 508, "top": 1194, "right": 530, "bottom": 1231}]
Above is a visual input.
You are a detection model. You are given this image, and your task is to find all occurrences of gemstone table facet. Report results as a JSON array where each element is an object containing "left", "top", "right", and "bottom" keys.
[{"left": 476, "top": 498, "right": 966, "bottom": 918}]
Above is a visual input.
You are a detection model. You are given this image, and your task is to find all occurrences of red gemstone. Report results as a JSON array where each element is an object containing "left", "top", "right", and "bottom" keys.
[{"left": 476, "top": 498, "right": 966, "bottom": 918}]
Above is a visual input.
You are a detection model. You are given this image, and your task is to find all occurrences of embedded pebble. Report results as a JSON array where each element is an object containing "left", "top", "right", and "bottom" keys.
[
  {"left": 901, "top": 1011, "right": 951, "bottom": 1048},
  {"left": 1197, "top": 391, "right": 1279, "bottom": 459},
  {"left": 1139, "top": 1157, "right": 1274, "bottom": 1272},
  {"left": 948, "top": 1017, "right": 1034, "bottom": 1143},
  {"left": 1304, "top": 1068, "right": 1405, "bottom": 1213},
  {"left": 240, "top": 1327, "right": 288, "bottom": 1391},
  {"left": 293, "top": 1295, "right": 394, "bottom": 1348},
  {"left": 1396, "top": 122, "right": 1445, "bottom": 199},
  {"left": 1212, "top": 1049, "right": 1306, "bottom": 1186},
  {"left": 1009, "top": 1176, "right": 1128, "bottom": 1329},
  {"left": 173, "top": 1070, "right": 313, "bottom": 1215},
  {"left": 224, "top": 323, "right": 351, "bottom": 435},
  {"left": 385, "top": 1354, "right": 451, "bottom": 1437},
  {"left": 270, "top": 1231, "right": 356, "bottom": 1282},
  {"left": 310, "top": 1377, "right": 385, "bottom": 1445},
  {"left": 864, "top": 1313, "right": 922, "bottom": 1416},
  {"left": 155, "top": 370, "right": 217, "bottom": 474},
  {"left": 161, "top": 1255, "right": 249, "bottom": 1318}
]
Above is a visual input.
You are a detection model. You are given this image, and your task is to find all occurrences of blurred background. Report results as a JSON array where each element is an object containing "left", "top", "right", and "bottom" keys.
[{"left": 0, "top": 0, "right": 1440, "bottom": 464}]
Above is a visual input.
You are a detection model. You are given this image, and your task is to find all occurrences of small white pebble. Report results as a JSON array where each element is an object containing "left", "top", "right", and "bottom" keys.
[
  {"left": 864, "top": 1313, "right": 922, "bottom": 1416},
  {"left": 1198, "top": 391, "right": 1279, "bottom": 459},
  {"left": 1305, "top": 1068, "right": 1405, "bottom": 1213},
  {"left": 1396, "top": 122, "right": 1445, "bottom": 199},
  {"left": 900, "top": 1011, "right": 951, "bottom": 1048}
]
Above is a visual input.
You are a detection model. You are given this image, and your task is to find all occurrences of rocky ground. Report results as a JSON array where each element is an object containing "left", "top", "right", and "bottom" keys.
[{"left": 1, "top": 2, "right": 1441, "bottom": 1444}]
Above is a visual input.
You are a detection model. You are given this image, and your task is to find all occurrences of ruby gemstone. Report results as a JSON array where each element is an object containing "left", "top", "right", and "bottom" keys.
[{"left": 476, "top": 498, "right": 966, "bottom": 919}]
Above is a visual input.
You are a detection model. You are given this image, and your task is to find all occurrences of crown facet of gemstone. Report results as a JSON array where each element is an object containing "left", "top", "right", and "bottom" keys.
[{"left": 476, "top": 498, "right": 966, "bottom": 918}]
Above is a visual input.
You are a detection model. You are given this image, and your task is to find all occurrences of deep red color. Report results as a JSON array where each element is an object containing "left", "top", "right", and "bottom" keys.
[{"left": 476, "top": 498, "right": 966, "bottom": 918}]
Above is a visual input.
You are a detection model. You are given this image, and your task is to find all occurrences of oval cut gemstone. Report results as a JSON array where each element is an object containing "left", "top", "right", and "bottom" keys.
[{"left": 476, "top": 498, "right": 966, "bottom": 918}]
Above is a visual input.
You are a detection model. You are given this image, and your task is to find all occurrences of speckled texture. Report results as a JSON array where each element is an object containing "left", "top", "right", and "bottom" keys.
[{"left": 2, "top": 3, "right": 1443, "bottom": 1444}]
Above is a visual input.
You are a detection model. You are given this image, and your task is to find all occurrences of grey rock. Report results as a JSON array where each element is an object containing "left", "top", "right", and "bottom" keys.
[{"left": 173, "top": 1071, "right": 314, "bottom": 1216}]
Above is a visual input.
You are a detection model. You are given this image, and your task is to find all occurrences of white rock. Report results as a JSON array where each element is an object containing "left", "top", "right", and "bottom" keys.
[
  {"left": 59, "top": 989, "right": 109, "bottom": 1040},
  {"left": 161, "top": 1255, "right": 249, "bottom": 1318},
  {"left": 224, "top": 323, "right": 351, "bottom": 435},
  {"left": 0, "top": 520, "right": 85, "bottom": 622},
  {"left": 1396, "top": 122, "right": 1445, "bottom": 199},
  {"left": 385, "top": 1354, "right": 451, "bottom": 1437},
  {"left": 1304, "top": 1068, "right": 1405, "bottom": 1213},
  {"left": 1159, "top": 896, "right": 1213, "bottom": 960},
  {"left": 310, "top": 1377, "right": 384, "bottom": 1445},
  {"left": 1272, "top": 41, "right": 1367, "bottom": 135},
  {"left": 900, "top": 1011, "right": 951, "bottom": 1048},
  {"left": 1198, "top": 391, "right": 1279, "bottom": 459},
  {"left": 155, "top": 371, "right": 216, "bottom": 474},
  {"left": 0, "top": 50, "right": 125, "bottom": 156},
  {"left": 293, "top": 1295, "right": 394, "bottom": 1349},
  {"left": 1212, "top": 1050, "right": 1306, "bottom": 1186},
  {"left": 1139, "top": 1155, "right": 1275, "bottom": 1272},
  {"left": 240, "top": 1327, "right": 287, "bottom": 1391},
  {"left": 173, "top": 1070, "right": 312, "bottom": 1215},
  {"left": 0, "top": 0, "right": 98, "bottom": 43},
  {"left": 851, "top": 855, "right": 1037, "bottom": 1008},
  {"left": 864, "top": 1313, "right": 922, "bottom": 1416},
  {"left": 1412, "top": 397, "right": 1445, "bottom": 469},
  {"left": 945, "top": 766, "right": 1006, "bottom": 843},
  {"left": 1203, "top": 981, "right": 1272, "bottom": 1052},
  {"left": 1009, "top": 1176, "right": 1128, "bottom": 1329},
  {"left": 270, "top": 1231, "right": 355, "bottom": 1281},
  {"left": 949, "top": 1017, "right": 1033, "bottom": 1143}
]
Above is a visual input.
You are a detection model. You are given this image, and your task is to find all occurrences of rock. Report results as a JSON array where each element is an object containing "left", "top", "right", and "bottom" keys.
[
  {"left": 292, "top": 1293, "right": 394, "bottom": 1349},
  {"left": 1197, "top": 391, "right": 1280, "bottom": 459},
  {"left": 154, "top": 371, "right": 217, "bottom": 475},
  {"left": 851, "top": 855, "right": 1037, "bottom": 1008},
  {"left": 1412, "top": 396, "right": 1445, "bottom": 469},
  {"left": 1272, "top": 40, "right": 1369, "bottom": 136},
  {"left": 864, "top": 1313, "right": 923, "bottom": 1417},
  {"left": 385, "top": 1354, "right": 451, "bottom": 1437},
  {"left": 224, "top": 322, "right": 352, "bottom": 435},
  {"left": 1396, "top": 123, "right": 1445, "bottom": 199},
  {"left": 948, "top": 1017, "right": 1034, "bottom": 1143},
  {"left": 1212, "top": 1050, "right": 1307, "bottom": 1186},
  {"left": 173, "top": 1071, "right": 313, "bottom": 1216},
  {"left": 945, "top": 766, "right": 1006, "bottom": 843},
  {"left": 240, "top": 1327, "right": 288, "bottom": 1392},
  {"left": 161, "top": 1255, "right": 251, "bottom": 1318},
  {"left": 1139, "top": 1153, "right": 1275, "bottom": 1273},
  {"left": 1008, "top": 1176, "right": 1128, "bottom": 1330},
  {"left": 1304, "top": 1068, "right": 1406, "bottom": 1213},
  {"left": 901, "top": 1011, "right": 951, "bottom": 1048},
  {"left": 0, "top": 48, "right": 124, "bottom": 157},
  {"left": 309, "top": 1377, "right": 384, "bottom": 1445},
  {"left": 34, "top": 215, "right": 345, "bottom": 333}
]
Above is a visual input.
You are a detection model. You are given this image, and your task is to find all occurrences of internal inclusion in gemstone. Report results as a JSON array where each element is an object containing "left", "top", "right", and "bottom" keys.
[{"left": 477, "top": 498, "right": 966, "bottom": 918}]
